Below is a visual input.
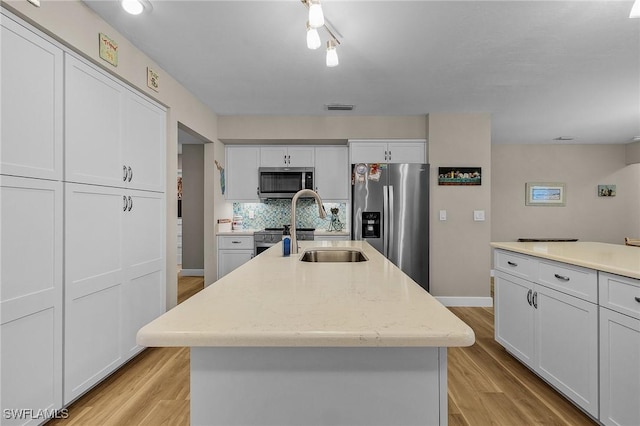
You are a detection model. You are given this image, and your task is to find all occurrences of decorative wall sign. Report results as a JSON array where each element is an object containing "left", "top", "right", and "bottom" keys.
[
  {"left": 438, "top": 167, "right": 481, "bottom": 185},
  {"left": 98, "top": 33, "right": 118, "bottom": 67},
  {"left": 525, "top": 182, "right": 566, "bottom": 206},
  {"left": 597, "top": 185, "right": 616, "bottom": 197},
  {"left": 147, "top": 67, "right": 159, "bottom": 92}
]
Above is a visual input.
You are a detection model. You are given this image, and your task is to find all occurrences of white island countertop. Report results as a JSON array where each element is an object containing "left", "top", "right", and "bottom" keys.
[
  {"left": 138, "top": 240, "right": 475, "bottom": 348},
  {"left": 491, "top": 241, "right": 640, "bottom": 279}
]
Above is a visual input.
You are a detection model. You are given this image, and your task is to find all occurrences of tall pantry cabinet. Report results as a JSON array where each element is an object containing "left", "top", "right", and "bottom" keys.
[{"left": 1, "top": 10, "right": 167, "bottom": 420}]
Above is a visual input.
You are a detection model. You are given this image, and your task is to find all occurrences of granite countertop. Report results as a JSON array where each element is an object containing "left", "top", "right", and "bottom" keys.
[
  {"left": 491, "top": 241, "right": 640, "bottom": 279},
  {"left": 138, "top": 240, "right": 475, "bottom": 348}
]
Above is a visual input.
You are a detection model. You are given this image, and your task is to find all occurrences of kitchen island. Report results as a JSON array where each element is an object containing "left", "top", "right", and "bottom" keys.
[{"left": 138, "top": 240, "right": 474, "bottom": 426}]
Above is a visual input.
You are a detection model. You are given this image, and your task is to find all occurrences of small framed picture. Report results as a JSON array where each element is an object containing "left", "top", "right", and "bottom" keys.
[
  {"left": 597, "top": 185, "right": 616, "bottom": 197},
  {"left": 525, "top": 182, "right": 566, "bottom": 206}
]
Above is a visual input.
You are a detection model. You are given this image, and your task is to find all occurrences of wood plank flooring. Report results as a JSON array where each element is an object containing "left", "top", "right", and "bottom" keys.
[{"left": 49, "top": 278, "right": 597, "bottom": 425}]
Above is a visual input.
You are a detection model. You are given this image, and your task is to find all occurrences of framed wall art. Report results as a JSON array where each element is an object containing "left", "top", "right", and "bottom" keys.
[
  {"left": 598, "top": 185, "right": 616, "bottom": 197},
  {"left": 438, "top": 167, "right": 481, "bottom": 185},
  {"left": 525, "top": 182, "right": 566, "bottom": 206}
]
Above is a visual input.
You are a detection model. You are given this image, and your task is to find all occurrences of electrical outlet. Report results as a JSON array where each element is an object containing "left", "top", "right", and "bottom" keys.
[
  {"left": 473, "top": 210, "right": 485, "bottom": 221},
  {"left": 27, "top": 0, "right": 40, "bottom": 7}
]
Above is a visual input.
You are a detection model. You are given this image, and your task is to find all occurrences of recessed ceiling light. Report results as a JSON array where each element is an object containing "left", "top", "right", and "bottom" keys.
[
  {"left": 121, "top": 0, "right": 152, "bottom": 15},
  {"left": 553, "top": 136, "right": 574, "bottom": 141}
]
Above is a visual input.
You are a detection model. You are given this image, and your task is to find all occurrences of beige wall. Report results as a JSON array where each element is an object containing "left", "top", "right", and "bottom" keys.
[
  {"left": 3, "top": 0, "right": 220, "bottom": 308},
  {"left": 627, "top": 140, "right": 640, "bottom": 164},
  {"left": 428, "top": 113, "right": 492, "bottom": 300},
  {"left": 492, "top": 144, "right": 640, "bottom": 244}
]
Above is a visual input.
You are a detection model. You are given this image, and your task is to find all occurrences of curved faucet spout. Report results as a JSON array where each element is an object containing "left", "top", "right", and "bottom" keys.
[{"left": 291, "top": 189, "right": 326, "bottom": 254}]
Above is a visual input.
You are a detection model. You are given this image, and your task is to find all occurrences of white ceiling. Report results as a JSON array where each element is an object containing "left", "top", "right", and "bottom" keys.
[{"left": 84, "top": 0, "right": 640, "bottom": 145}]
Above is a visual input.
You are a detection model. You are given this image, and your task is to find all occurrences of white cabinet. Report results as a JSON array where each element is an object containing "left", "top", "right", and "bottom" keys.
[
  {"left": 1, "top": 16, "right": 63, "bottom": 181},
  {"left": 1, "top": 176, "right": 63, "bottom": 423},
  {"left": 260, "top": 146, "right": 314, "bottom": 167},
  {"left": 349, "top": 139, "right": 426, "bottom": 164},
  {"left": 217, "top": 235, "right": 254, "bottom": 279},
  {"left": 225, "top": 146, "right": 260, "bottom": 201},
  {"left": 65, "top": 55, "right": 165, "bottom": 192},
  {"left": 494, "top": 251, "right": 599, "bottom": 418},
  {"left": 599, "top": 273, "right": 640, "bottom": 426},
  {"left": 64, "top": 184, "right": 165, "bottom": 402},
  {"left": 314, "top": 146, "right": 349, "bottom": 201}
]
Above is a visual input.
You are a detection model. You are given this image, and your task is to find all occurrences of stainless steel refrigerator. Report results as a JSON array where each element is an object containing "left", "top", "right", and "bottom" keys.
[{"left": 351, "top": 163, "right": 429, "bottom": 292}]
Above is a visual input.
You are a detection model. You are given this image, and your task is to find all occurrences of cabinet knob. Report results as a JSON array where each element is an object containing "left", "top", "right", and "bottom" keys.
[
  {"left": 127, "top": 166, "right": 133, "bottom": 182},
  {"left": 123, "top": 165, "right": 128, "bottom": 181},
  {"left": 123, "top": 195, "right": 128, "bottom": 211},
  {"left": 127, "top": 196, "right": 133, "bottom": 211},
  {"left": 526, "top": 289, "right": 533, "bottom": 306},
  {"left": 532, "top": 291, "right": 538, "bottom": 309}
]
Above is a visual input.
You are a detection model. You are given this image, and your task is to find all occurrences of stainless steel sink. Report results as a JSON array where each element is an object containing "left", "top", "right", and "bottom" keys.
[{"left": 299, "top": 249, "right": 368, "bottom": 263}]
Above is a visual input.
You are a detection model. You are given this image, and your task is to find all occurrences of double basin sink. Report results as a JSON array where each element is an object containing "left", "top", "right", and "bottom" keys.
[{"left": 299, "top": 249, "right": 368, "bottom": 263}]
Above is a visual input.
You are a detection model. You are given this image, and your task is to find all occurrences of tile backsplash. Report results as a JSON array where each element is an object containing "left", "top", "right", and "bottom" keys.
[{"left": 233, "top": 200, "right": 348, "bottom": 231}]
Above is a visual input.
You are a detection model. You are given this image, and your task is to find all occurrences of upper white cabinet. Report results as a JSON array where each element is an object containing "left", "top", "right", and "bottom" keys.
[
  {"left": 260, "top": 146, "right": 314, "bottom": 167},
  {"left": 65, "top": 55, "right": 165, "bottom": 192},
  {"left": 314, "top": 146, "right": 349, "bottom": 201},
  {"left": 1, "top": 16, "right": 63, "bottom": 181},
  {"left": 225, "top": 146, "right": 260, "bottom": 201},
  {"left": 349, "top": 139, "right": 426, "bottom": 164}
]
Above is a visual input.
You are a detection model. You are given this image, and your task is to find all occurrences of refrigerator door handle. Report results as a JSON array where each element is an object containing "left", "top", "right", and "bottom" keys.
[
  {"left": 388, "top": 185, "right": 394, "bottom": 259},
  {"left": 383, "top": 185, "right": 389, "bottom": 256}
]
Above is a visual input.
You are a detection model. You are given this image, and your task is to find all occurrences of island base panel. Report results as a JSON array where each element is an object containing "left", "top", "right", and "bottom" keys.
[{"left": 191, "top": 346, "right": 447, "bottom": 426}]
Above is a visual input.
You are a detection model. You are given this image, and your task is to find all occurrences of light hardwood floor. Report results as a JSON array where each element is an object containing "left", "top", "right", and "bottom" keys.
[{"left": 49, "top": 277, "right": 596, "bottom": 425}]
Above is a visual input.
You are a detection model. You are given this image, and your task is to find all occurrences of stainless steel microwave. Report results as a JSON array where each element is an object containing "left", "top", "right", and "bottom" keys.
[{"left": 258, "top": 167, "right": 314, "bottom": 199}]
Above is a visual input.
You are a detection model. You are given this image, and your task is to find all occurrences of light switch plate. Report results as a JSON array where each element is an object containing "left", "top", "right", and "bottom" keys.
[
  {"left": 473, "top": 210, "right": 485, "bottom": 221},
  {"left": 439, "top": 210, "right": 447, "bottom": 221}
]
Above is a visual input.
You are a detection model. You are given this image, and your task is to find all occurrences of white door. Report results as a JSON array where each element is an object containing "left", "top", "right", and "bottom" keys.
[
  {"left": 0, "top": 16, "right": 63, "bottom": 181},
  {"left": 1, "top": 176, "right": 63, "bottom": 422},
  {"left": 122, "top": 91, "right": 166, "bottom": 192},
  {"left": 599, "top": 307, "right": 640, "bottom": 426},
  {"left": 65, "top": 55, "right": 124, "bottom": 188},
  {"left": 122, "top": 189, "right": 166, "bottom": 357},
  {"left": 314, "top": 147, "right": 348, "bottom": 201},
  {"left": 387, "top": 142, "right": 426, "bottom": 163},
  {"left": 64, "top": 183, "right": 125, "bottom": 403},
  {"left": 494, "top": 273, "right": 535, "bottom": 366},
  {"left": 225, "top": 146, "right": 260, "bottom": 201},
  {"left": 349, "top": 142, "right": 387, "bottom": 164},
  {"left": 534, "top": 284, "right": 599, "bottom": 418},
  {"left": 287, "top": 147, "right": 315, "bottom": 167},
  {"left": 218, "top": 250, "right": 254, "bottom": 279},
  {"left": 260, "top": 147, "right": 288, "bottom": 167}
]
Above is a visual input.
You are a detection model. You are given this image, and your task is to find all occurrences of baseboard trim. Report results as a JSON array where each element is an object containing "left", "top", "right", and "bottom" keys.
[
  {"left": 180, "top": 268, "right": 204, "bottom": 277},
  {"left": 435, "top": 297, "right": 493, "bottom": 307}
]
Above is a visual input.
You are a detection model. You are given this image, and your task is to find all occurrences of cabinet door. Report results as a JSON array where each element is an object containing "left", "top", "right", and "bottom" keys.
[
  {"left": 64, "top": 183, "right": 124, "bottom": 403},
  {"left": 1, "top": 176, "right": 63, "bottom": 420},
  {"left": 494, "top": 272, "right": 535, "bottom": 366},
  {"left": 534, "top": 284, "right": 599, "bottom": 418},
  {"left": 315, "top": 147, "right": 348, "bottom": 200},
  {"left": 1, "top": 17, "right": 63, "bottom": 181},
  {"left": 122, "top": 190, "right": 166, "bottom": 357},
  {"left": 599, "top": 307, "right": 640, "bottom": 426},
  {"left": 122, "top": 91, "right": 166, "bottom": 192},
  {"left": 349, "top": 142, "right": 387, "bottom": 164},
  {"left": 260, "top": 147, "right": 288, "bottom": 167},
  {"left": 387, "top": 142, "right": 426, "bottom": 163},
  {"left": 65, "top": 55, "right": 124, "bottom": 188},
  {"left": 287, "top": 147, "right": 315, "bottom": 167},
  {"left": 225, "top": 146, "right": 260, "bottom": 201},
  {"left": 218, "top": 250, "right": 254, "bottom": 279}
]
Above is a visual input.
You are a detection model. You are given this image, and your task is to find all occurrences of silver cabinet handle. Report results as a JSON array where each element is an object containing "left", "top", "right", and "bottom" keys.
[
  {"left": 127, "top": 166, "right": 133, "bottom": 182},
  {"left": 127, "top": 196, "right": 133, "bottom": 211},
  {"left": 123, "top": 165, "right": 128, "bottom": 181},
  {"left": 532, "top": 291, "right": 538, "bottom": 309},
  {"left": 507, "top": 261, "right": 518, "bottom": 267},
  {"left": 526, "top": 289, "right": 533, "bottom": 306},
  {"left": 231, "top": 240, "right": 241, "bottom": 244},
  {"left": 388, "top": 150, "right": 391, "bottom": 161},
  {"left": 123, "top": 195, "right": 128, "bottom": 211},
  {"left": 554, "top": 273, "right": 570, "bottom": 282}
]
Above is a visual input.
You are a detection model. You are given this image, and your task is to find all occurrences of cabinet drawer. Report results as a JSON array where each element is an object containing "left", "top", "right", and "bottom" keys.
[
  {"left": 218, "top": 235, "right": 254, "bottom": 250},
  {"left": 495, "top": 250, "right": 537, "bottom": 281},
  {"left": 599, "top": 272, "right": 640, "bottom": 320},
  {"left": 538, "top": 260, "right": 597, "bottom": 303}
]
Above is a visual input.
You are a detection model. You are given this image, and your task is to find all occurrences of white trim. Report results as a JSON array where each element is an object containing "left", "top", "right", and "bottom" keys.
[
  {"left": 490, "top": 269, "right": 495, "bottom": 277},
  {"left": 180, "top": 268, "right": 204, "bottom": 277},
  {"left": 435, "top": 297, "right": 493, "bottom": 307}
]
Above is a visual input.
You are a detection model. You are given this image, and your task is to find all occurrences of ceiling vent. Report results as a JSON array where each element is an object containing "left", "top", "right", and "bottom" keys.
[{"left": 325, "top": 104, "right": 354, "bottom": 111}]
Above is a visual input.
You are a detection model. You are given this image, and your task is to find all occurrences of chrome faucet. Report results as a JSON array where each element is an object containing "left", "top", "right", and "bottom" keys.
[{"left": 290, "top": 189, "right": 326, "bottom": 254}]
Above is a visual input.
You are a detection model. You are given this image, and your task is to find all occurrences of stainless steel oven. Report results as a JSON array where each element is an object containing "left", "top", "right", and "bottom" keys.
[{"left": 254, "top": 228, "right": 315, "bottom": 256}]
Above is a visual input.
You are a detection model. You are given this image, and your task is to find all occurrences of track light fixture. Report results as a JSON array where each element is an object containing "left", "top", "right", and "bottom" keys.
[{"left": 301, "top": 0, "right": 342, "bottom": 66}]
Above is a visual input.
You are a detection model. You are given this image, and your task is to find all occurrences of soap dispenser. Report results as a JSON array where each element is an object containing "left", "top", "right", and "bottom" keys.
[{"left": 282, "top": 225, "right": 291, "bottom": 257}]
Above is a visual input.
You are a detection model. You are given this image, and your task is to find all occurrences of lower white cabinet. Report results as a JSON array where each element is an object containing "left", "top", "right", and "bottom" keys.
[
  {"left": 217, "top": 235, "right": 254, "bottom": 279},
  {"left": 495, "top": 269, "right": 599, "bottom": 418},
  {"left": 64, "top": 183, "right": 165, "bottom": 403},
  {"left": 1, "top": 176, "right": 63, "bottom": 424},
  {"left": 599, "top": 273, "right": 640, "bottom": 426}
]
